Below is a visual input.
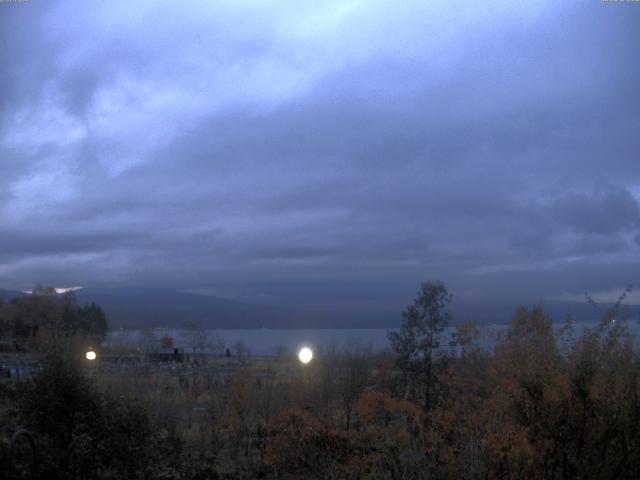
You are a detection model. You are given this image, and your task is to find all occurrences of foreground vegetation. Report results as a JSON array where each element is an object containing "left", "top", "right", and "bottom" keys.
[{"left": 1, "top": 282, "right": 639, "bottom": 479}]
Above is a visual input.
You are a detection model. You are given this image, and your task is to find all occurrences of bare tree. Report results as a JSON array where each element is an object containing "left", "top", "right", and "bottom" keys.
[
  {"left": 316, "top": 341, "right": 338, "bottom": 419},
  {"left": 233, "top": 340, "right": 251, "bottom": 364},
  {"left": 138, "top": 327, "right": 159, "bottom": 355},
  {"left": 337, "top": 339, "right": 371, "bottom": 430},
  {"left": 183, "top": 323, "right": 209, "bottom": 363},
  {"left": 209, "top": 331, "right": 226, "bottom": 356},
  {"left": 453, "top": 320, "right": 480, "bottom": 358},
  {"left": 586, "top": 284, "right": 633, "bottom": 325}
]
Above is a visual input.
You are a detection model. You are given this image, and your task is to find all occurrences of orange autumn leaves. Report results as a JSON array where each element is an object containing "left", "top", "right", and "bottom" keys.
[{"left": 262, "top": 305, "right": 640, "bottom": 479}]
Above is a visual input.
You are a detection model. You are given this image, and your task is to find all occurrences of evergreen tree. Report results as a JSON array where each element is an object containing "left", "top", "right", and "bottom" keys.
[{"left": 388, "top": 280, "right": 452, "bottom": 411}]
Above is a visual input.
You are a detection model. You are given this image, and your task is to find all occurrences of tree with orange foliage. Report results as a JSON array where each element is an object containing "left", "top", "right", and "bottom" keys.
[
  {"left": 227, "top": 366, "right": 256, "bottom": 458},
  {"left": 265, "top": 407, "right": 349, "bottom": 479},
  {"left": 453, "top": 319, "right": 480, "bottom": 357},
  {"left": 337, "top": 340, "right": 371, "bottom": 431},
  {"left": 160, "top": 335, "right": 174, "bottom": 349},
  {"left": 355, "top": 389, "right": 429, "bottom": 479}
]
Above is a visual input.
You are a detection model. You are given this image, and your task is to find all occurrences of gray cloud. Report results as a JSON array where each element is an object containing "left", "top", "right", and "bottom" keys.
[
  {"left": 1, "top": 0, "right": 639, "bottom": 309},
  {"left": 552, "top": 187, "right": 640, "bottom": 235}
]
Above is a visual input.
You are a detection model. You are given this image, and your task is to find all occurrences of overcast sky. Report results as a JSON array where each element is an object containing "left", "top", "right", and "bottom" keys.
[{"left": 1, "top": 0, "right": 639, "bottom": 310}]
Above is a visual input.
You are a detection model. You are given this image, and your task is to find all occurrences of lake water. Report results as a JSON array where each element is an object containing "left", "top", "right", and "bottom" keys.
[{"left": 106, "top": 321, "right": 640, "bottom": 356}]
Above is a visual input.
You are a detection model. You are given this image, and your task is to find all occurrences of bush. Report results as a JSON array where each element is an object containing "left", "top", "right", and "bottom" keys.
[{"left": 12, "top": 354, "right": 183, "bottom": 480}]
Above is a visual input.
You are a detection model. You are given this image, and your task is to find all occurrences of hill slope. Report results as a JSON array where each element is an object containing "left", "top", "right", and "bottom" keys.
[
  {"left": 3, "top": 287, "right": 637, "bottom": 329},
  {"left": 75, "top": 288, "right": 395, "bottom": 329},
  {"left": 0, "top": 289, "right": 27, "bottom": 302},
  {"left": 76, "top": 288, "right": 640, "bottom": 329}
]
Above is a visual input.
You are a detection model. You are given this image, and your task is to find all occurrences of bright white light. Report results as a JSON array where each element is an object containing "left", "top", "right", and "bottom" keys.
[
  {"left": 55, "top": 286, "right": 83, "bottom": 294},
  {"left": 86, "top": 350, "right": 97, "bottom": 361},
  {"left": 24, "top": 286, "right": 84, "bottom": 294},
  {"left": 298, "top": 347, "right": 313, "bottom": 364}
]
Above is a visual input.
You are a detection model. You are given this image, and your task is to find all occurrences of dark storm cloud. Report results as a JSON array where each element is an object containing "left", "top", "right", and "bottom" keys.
[
  {"left": 552, "top": 187, "right": 640, "bottom": 235},
  {"left": 0, "top": 229, "right": 138, "bottom": 262},
  {"left": 1, "top": 0, "right": 639, "bottom": 307}
]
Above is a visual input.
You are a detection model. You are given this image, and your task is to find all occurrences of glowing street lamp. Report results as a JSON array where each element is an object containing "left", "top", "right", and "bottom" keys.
[
  {"left": 85, "top": 350, "right": 97, "bottom": 361},
  {"left": 298, "top": 346, "right": 313, "bottom": 364}
]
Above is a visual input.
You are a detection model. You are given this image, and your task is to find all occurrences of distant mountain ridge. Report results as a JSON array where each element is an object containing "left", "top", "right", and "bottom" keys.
[
  {"left": 0, "top": 288, "right": 27, "bottom": 302},
  {"left": 76, "top": 288, "right": 316, "bottom": 329},
  {"left": 2, "top": 287, "right": 638, "bottom": 329},
  {"left": 75, "top": 288, "right": 639, "bottom": 329}
]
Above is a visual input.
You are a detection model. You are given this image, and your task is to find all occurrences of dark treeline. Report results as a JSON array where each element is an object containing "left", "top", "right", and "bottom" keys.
[
  {"left": 0, "top": 286, "right": 107, "bottom": 353},
  {"left": 1, "top": 281, "right": 639, "bottom": 479}
]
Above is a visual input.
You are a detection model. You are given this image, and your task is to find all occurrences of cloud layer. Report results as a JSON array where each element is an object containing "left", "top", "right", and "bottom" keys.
[{"left": 1, "top": 0, "right": 639, "bottom": 309}]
